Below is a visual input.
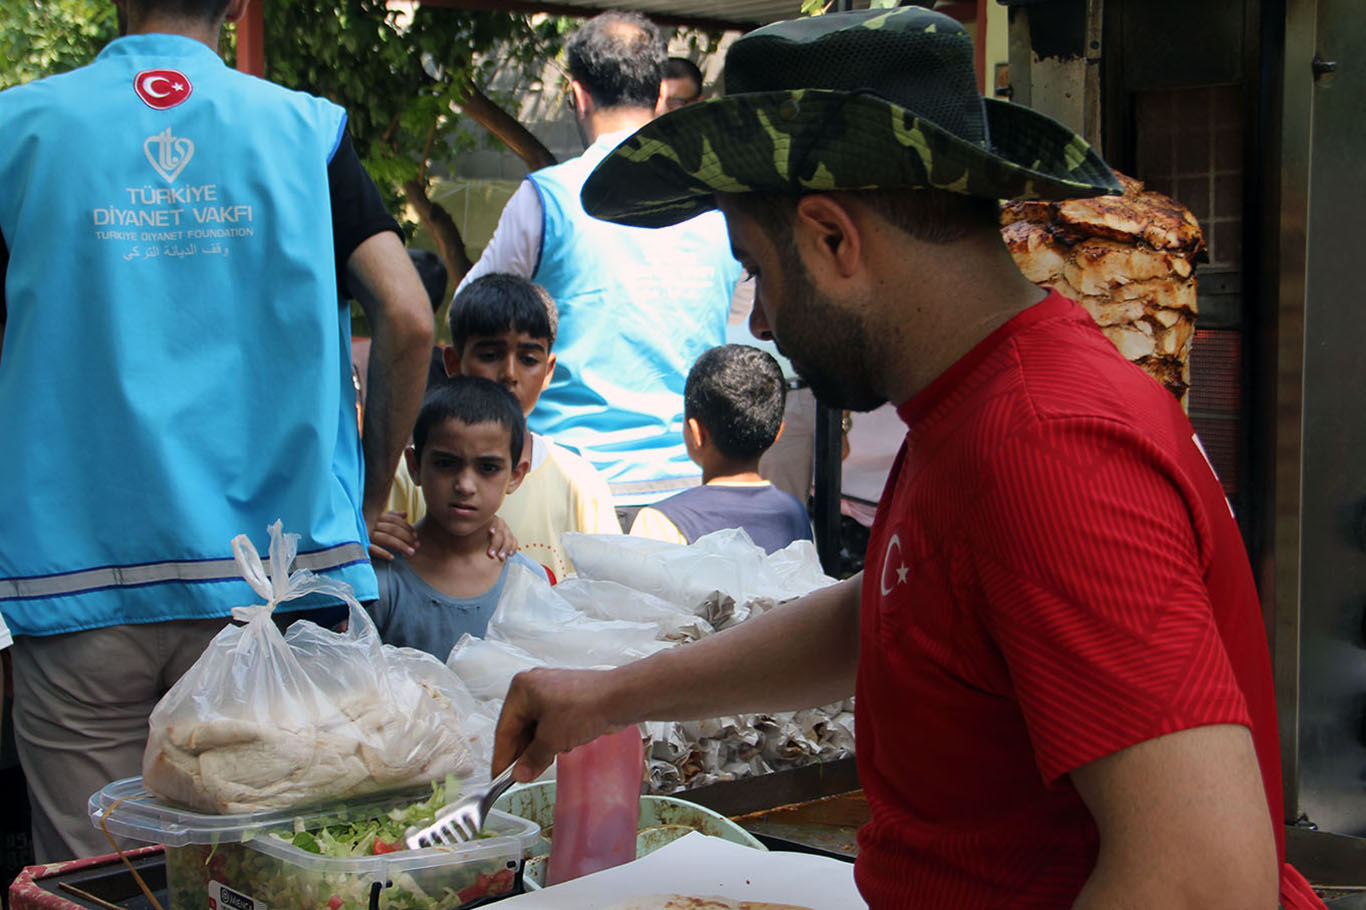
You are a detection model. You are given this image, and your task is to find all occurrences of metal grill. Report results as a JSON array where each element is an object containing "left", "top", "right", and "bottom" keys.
[{"left": 1188, "top": 327, "right": 1242, "bottom": 500}]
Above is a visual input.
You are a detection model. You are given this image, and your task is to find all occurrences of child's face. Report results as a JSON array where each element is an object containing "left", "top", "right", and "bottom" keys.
[
  {"left": 405, "top": 419, "right": 527, "bottom": 540},
  {"left": 444, "top": 331, "right": 555, "bottom": 418}
]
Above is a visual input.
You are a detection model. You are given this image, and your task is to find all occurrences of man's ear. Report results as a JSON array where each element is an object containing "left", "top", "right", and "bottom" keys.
[
  {"left": 506, "top": 453, "right": 530, "bottom": 495},
  {"left": 403, "top": 445, "right": 421, "bottom": 485},
  {"left": 442, "top": 343, "right": 462, "bottom": 377},
  {"left": 685, "top": 416, "right": 708, "bottom": 451},
  {"left": 792, "top": 194, "right": 863, "bottom": 281},
  {"left": 569, "top": 80, "right": 593, "bottom": 118},
  {"left": 541, "top": 352, "right": 557, "bottom": 391},
  {"left": 223, "top": 0, "right": 251, "bottom": 24},
  {"left": 773, "top": 418, "right": 786, "bottom": 444}
]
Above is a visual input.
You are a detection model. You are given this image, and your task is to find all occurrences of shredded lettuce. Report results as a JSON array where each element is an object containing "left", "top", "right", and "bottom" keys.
[
  {"left": 165, "top": 777, "right": 519, "bottom": 910},
  {"left": 282, "top": 777, "right": 464, "bottom": 857}
]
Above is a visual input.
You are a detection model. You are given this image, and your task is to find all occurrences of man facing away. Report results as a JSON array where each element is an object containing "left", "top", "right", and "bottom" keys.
[
  {"left": 491, "top": 8, "right": 1325, "bottom": 909},
  {"left": 630, "top": 343, "right": 812, "bottom": 553},
  {"left": 0, "top": 0, "right": 432, "bottom": 860},
  {"left": 456, "top": 11, "right": 741, "bottom": 528}
]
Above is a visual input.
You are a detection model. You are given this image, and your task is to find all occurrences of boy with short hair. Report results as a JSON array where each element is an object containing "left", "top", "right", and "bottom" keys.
[
  {"left": 367, "top": 376, "right": 542, "bottom": 659},
  {"left": 630, "top": 345, "right": 813, "bottom": 553},
  {"left": 384, "top": 274, "right": 619, "bottom": 581}
]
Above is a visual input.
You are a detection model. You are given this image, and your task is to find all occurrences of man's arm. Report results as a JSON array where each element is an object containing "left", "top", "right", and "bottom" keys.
[
  {"left": 453, "top": 180, "right": 542, "bottom": 294},
  {"left": 347, "top": 231, "right": 434, "bottom": 530},
  {"left": 1070, "top": 723, "right": 1279, "bottom": 910},
  {"left": 493, "top": 572, "right": 861, "bottom": 781}
]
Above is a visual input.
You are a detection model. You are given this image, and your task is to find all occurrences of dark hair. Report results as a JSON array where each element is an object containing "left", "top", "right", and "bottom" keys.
[
  {"left": 727, "top": 187, "right": 1001, "bottom": 248},
  {"left": 127, "top": 0, "right": 231, "bottom": 21},
  {"left": 565, "top": 11, "right": 665, "bottom": 110},
  {"left": 448, "top": 273, "right": 558, "bottom": 351},
  {"left": 412, "top": 376, "right": 526, "bottom": 464},
  {"left": 664, "top": 57, "right": 703, "bottom": 95},
  {"left": 685, "top": 345, "right": 787, "bottom": 461},
  {"left": 408, "top": 249, "right": 449, "bottom": 315}
]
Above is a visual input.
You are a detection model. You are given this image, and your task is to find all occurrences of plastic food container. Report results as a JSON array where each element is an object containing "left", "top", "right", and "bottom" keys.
[
  {"left": 494, "top": 781, "right": 765, "bottom": 889},
  {"left": 90, "top": 777, "right": 544, "bottom": 910}
]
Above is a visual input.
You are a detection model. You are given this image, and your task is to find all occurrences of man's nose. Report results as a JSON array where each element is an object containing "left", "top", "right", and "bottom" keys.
[{"left": 748, "top": 301, "right": 774, "bottom": 341}]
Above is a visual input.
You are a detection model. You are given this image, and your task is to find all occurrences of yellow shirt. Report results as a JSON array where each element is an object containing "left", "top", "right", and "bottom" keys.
[{"left": 388, "top": 434, "right": 619, "bottom": 580}]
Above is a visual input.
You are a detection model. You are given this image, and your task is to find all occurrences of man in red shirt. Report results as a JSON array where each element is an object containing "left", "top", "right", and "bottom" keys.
[{"left": 490, "top": 8, "right": 1323, "bottom": 908}]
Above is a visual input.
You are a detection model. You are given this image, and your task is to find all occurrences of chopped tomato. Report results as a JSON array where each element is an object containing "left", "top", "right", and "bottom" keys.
[
  {"left": 489, "top": 866, "right": 515, "bottom": 894},
  {"left": 370, "top": 838, "right": 403, "bottom": 855},
  {"left": 326, "top": 896, "right": 344, "bottom": 910}
]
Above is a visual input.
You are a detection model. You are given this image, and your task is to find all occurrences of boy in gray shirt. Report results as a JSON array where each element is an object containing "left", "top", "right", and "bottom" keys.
[{"left": 368, "top": 376, "right": 545, "bottom": 659}]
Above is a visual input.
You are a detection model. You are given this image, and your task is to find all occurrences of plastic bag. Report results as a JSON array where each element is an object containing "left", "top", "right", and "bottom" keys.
[
  {"left": 562, "top": 529, "right": 837, "bottom": 615},
  {"left": 552, "top": 577, "right": 713, "bottom": 641},
  {"left": 142, "top": 521, "right": 476, "bottom": 814},
  {"left": 445, "top": 633, "right": 542, "bottom": 701},
  {"left": 483, "top": 564, "right": 671, "bottom": 668}
]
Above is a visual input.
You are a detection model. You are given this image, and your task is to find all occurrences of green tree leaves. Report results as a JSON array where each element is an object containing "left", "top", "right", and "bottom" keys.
[{"left": 0, "top": 0, "right": 118, "bottom": 89}]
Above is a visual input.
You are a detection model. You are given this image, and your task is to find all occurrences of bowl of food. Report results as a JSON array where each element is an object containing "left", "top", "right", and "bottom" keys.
[{"left": 493, "top": 781, "right": 764, "bottom": 889}]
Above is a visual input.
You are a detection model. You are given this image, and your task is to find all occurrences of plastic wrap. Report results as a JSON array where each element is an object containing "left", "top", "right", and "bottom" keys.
[{"left": 142, "top": 521, "right": 477, "bottom": 813}]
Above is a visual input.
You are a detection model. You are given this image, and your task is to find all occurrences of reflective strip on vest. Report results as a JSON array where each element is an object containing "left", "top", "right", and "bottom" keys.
[{"left": 0, "top": 542, "right": 367, "bottom": 601}]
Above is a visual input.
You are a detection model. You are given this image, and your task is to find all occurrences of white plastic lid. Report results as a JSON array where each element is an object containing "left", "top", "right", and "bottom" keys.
[{"left": 88, "top": 776, "right": 538, "bottom": 851}]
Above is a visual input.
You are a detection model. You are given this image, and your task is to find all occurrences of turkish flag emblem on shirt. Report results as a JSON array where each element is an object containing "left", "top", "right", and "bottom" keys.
[{"left": 134, "top": 70, "right": 192, "bottom": 110}]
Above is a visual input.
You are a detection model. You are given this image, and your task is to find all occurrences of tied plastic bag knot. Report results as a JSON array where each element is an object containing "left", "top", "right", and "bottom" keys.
[
  {"left": 229, "top": 603, "right": 272, "bottom": 623},
  {"left": 230, "top": 519, "right": 323, "bottom": 620}
]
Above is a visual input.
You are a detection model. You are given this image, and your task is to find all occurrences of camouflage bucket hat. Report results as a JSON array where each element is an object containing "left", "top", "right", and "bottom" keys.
[{"left": 582, "top": 7, "right": 1122, "bottom": 228}]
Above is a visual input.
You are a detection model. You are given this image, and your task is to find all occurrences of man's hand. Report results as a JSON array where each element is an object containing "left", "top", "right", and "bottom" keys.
[
  {"left": 493, "top": 667, "right": 628, "bottom": 782},
  {"left": 368, "top": 510, "right": 417, "bottom": 561},
  {"left": 1070, "top": 723, "right": 1279, "bottom": 909}
]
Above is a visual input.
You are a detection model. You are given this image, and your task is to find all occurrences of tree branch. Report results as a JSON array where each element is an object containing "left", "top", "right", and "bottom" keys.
[
  {"left": 403, "top": 178, "right": 474, "bottom": 286},
  {"left": 457, "top": 83, "right": 556, "bottom": 171}
]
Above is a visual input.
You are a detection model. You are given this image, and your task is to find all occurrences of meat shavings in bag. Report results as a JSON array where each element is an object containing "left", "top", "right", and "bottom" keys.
[{"left": 142, "top": 521, "right": 476, "bottom": 814}]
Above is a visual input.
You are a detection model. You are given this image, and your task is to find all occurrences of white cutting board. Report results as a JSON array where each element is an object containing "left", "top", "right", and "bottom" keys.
[{"left": 499, "top": 831, "right": 866, "bottom": 908}]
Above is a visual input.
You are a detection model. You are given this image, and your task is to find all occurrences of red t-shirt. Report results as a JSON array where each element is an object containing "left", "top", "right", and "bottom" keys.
[{"left": 854, "top": 292, "right": 1322, "bottom": 908}]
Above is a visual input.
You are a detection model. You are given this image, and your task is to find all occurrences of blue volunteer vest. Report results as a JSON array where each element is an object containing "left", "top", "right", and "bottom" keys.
[
  {"left": 528, "top": 137, "right": 741, "bottom": 506},
  {"left": 0, "top": 34, "right": 375, "bottom": 636}
]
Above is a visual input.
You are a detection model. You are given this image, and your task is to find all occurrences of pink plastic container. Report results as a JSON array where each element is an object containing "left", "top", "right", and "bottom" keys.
[{"left": 545, "top": 726, "right": 645, "bottom": 885}]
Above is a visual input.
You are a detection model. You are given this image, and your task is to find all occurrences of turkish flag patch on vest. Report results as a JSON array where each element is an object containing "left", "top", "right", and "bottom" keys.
[{"left": 134, "top": 70, "right": 193, "bottom": 110}]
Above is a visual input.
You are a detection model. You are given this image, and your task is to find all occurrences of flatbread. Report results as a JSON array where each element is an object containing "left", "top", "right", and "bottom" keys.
[{"left": 603, "top": 897, "right": 814, "bottom": 910}]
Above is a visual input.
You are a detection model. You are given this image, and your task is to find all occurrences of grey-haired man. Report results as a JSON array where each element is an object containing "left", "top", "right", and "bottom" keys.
[{"left": 456, "top": 12, "right": 741, "bottom": 528}]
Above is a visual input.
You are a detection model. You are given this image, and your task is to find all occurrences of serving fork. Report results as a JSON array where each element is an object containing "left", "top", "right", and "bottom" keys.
[{"left": 403, "top": 763, "right": 517, "bottom": 848}]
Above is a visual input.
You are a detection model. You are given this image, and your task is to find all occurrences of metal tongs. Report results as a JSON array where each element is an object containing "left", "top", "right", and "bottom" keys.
[{"left": 403, "top": 763, "right": 517, "bottom": 848}]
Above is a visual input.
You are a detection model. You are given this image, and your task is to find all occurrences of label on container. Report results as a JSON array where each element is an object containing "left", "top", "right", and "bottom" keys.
[{"left": 208, "top": 880, "right": 265, "bottom": 910}]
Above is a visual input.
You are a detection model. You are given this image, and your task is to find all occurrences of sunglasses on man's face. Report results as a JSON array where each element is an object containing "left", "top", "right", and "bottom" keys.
[{"left": 663, "top": 93, "right": 701, "bottom": 112}]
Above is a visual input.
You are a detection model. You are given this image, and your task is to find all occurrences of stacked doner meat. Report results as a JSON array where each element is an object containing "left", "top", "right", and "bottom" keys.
[
  {"left": 1001, "top": 172, "right": 1206, "bottom": 405},
  {"left": 445, "top": 530, "right": 854, "bottom": 794}
]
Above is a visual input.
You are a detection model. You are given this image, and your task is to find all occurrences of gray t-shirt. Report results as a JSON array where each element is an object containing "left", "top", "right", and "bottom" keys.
[{"left": 367, "top": 552, "right": 542, "bottom": 660}]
